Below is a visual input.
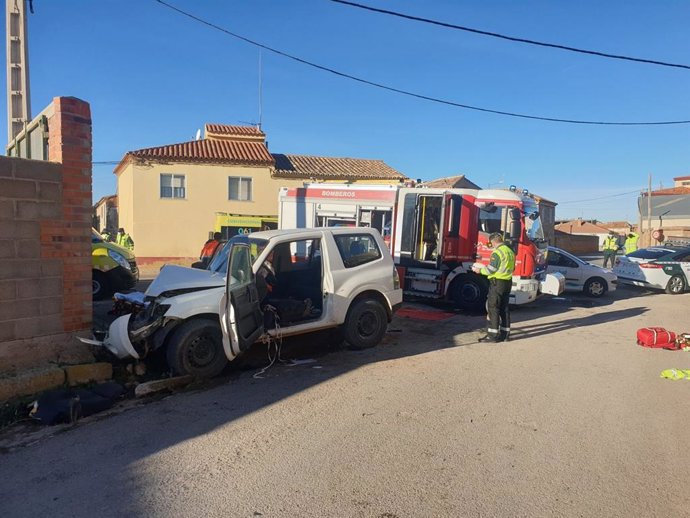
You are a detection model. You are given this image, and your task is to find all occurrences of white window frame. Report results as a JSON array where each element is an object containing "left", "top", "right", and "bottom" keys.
[
  {"left": 228, "top": 176, "right": 253, "bottom": 202},
  {"left": 160, "top": 173, "right": 186, "bottom": 199}
]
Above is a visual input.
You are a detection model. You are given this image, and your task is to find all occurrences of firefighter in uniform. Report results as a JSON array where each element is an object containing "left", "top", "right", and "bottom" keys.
[
  {"left": 472, "top": 232, "right": 516, "bottom": 343},
  {"left": 602, "top": 231, "right": 619, "bottom": 269},
  {"left": 624, "top": 231, "right": 639, "bottom": 255}
]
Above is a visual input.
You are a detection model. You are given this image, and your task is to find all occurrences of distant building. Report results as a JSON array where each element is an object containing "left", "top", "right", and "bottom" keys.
[
  {"left": 421, "top": 175, "right": 481, "bottom": 190},
  {"left": 114, "top": 123, "right": 408, "bottom": 265},
  {"left": 555, "top": 219, "right": 613, "bottom": 249},
  {"left": 638, "top": 175, "right": 690, "bottom": 245},
  {"left": 93, "top": 195, "right": 118, "bottom": 233}
]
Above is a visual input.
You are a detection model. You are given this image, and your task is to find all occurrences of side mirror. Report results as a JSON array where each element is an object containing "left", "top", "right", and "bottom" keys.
[{"left": 529, "top": 211, "right": 540, "bottom": 221}]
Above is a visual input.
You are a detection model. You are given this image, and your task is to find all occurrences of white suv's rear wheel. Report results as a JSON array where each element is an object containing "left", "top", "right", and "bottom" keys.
[{"left": 344, "top": 298, "right": 387, "bottom": 350}]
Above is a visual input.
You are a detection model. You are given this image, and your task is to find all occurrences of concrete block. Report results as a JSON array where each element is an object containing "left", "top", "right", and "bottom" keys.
[
  {"left": 39, "top": 297, "right": 63, "bottom": 316},
  {"left": 0, "top": 178, "right": 37, "bottom": 200},
  {"left": 0, "top": 332, "right": 94, "bottom": 375},
  {"left": 0, "top": 298, "right": 37, "bottom": 320},
  {"left": 0, "top": 220, "right": 40, "bottom": 239},
  {"left": 64, "top": 362, "right": 112, "bottom": 387},
  {"left": 0, "top": 199, "right": 13, "bottom": 218},
  {"left": 14, "top": 163, "right": 62, "bottom": 183},
  {"left": 37, "top": 182, "right": 61, "bottom": 202},
  {"left": 135, "top": 376, "right": 193, "bottom": 398},
  {"left": 0, "top": 259, "right": 40, "bottom": 280},
  {"left": 0, "top": 157, "right": 12, "bottom": 177},
  {"left": 0, "top": 367, "right": 65, "bottom": 402},
  {"left": 15, "top": 239, "right": 41, "bottom": 259},
  {"left": 0, "top": 240, "right": 16, "bottom": 258},
  {"left": 15, "top": 201, "right": 39, "bottom": 220},
  {"left": 0, "top": 280, "right": 16, "bottom": 300}
]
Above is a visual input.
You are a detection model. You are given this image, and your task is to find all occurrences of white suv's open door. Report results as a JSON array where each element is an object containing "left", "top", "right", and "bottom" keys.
[{"left": 221, "top": 243, "right": 264, "bottom": 359}]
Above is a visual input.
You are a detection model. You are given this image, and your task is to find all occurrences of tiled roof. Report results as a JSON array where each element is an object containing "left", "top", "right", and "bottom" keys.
[
  {"left": 205, "top": 123, "right": 265, "bottom": 137},
  {"left": 601, "top": 221, "right": 633, "bottom": 229},
  {"left": 124, "top": 139, "right": 274, "bottom": 166},
  {"left": 673, "top": 175, "right": 690, "bottom": 181},
  {"left": 555, "top": 220, "right": 612, "bottom": 235},
  {"left": 422, "top": 175, "right": 481, "bottom": 190},
  {"left": 650, "top": 187, "right": 690, "bottom": 196},
  {"left": 272, "top": 154, "right": 407, "bottom": 181}
]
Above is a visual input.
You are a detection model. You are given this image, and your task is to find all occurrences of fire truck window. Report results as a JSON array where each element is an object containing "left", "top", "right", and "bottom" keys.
[
  {"left": 400, "top": 194, "right": 416, "bottom": 253},
  {"left": 479, "top": 207, "right": 504, "bottom": 234}
]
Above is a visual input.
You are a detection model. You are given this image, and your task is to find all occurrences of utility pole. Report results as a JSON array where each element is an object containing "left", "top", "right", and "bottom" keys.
[
  {"left": 647, "top": 173, "right": 652, "bottom": 246},
  {"left": 5, "top": 0, "right": 31, "bottom": 143}
]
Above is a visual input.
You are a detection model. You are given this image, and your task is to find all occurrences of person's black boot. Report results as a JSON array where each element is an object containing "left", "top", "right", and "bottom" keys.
[{"left": 478, "top": 334, "right": 501, "bottom": 343}]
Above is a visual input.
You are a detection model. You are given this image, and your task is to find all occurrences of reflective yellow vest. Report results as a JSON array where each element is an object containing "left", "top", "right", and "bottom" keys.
[
  {"left": 488, "top": 244, "right": 516, "bottom": 280},
  {"left": 624, "top": 233, "right": 639, "bottom": 254},
  {"left": 603, "top": 236, "right": 618, "bottom": 251}
]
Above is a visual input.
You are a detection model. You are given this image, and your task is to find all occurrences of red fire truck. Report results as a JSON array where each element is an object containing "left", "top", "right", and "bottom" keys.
[{"left": 278, "top": 184, "right": 563, "bottom": 310}]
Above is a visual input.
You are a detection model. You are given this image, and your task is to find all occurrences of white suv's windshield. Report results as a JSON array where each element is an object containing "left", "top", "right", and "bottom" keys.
[{"left": 210, "top": 237, "right": 268, "bottom": 274}]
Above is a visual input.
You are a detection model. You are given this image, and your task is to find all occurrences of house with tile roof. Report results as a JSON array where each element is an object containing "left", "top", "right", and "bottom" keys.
[
  {"left": 554, "top": 219, "right": 616, "bottom": 250},
  {"left": 114, "top": 124, "right": 407, "bottom": 264}
]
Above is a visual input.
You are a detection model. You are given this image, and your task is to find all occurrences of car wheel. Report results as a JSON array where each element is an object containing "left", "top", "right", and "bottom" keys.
[
  {"left": 92, "top": 270, "right": 111, "bottom": 301},
  {"left": 343, "top": 298, "right": 388, "bottom": 350},
  {"left": 665, "top": 275, "right": 686, "bottom": 295},
  {"left": 451, "top": 274, "right": 489, "bottom": 312},
  {"left": 166, "top": 318, "right": 228, "bottom": 378},
  {"left": 584, "top": 277, "right": 607, "bottom": 298}
]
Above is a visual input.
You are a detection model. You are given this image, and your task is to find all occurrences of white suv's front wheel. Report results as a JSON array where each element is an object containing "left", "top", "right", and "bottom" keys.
[{"left": 344, "top": 298, "right": 388, "bottom": 350}]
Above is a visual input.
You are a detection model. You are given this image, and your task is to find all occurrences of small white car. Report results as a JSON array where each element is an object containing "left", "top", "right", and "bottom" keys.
[
  {"left": 613, "top": 246, "right": 690, "bottom": 294},
  {"left": 92, "top": 228, "right": 402, "bottom": 378},
  {"left": 546, "top": 246, "right": 617, "bottom": 297}
]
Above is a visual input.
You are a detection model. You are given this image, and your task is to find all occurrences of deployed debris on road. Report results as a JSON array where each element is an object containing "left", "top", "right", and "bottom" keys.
[{"left": 29, "top": 382, "right": 126, "bottom": 426}]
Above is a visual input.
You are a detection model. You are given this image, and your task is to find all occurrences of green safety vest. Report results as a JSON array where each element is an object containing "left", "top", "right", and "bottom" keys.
[
  {"left": 603, "top": 236, "right": 618, "bottom": 251},
  {"left": 624, "top": 234, "right": 639, "bottom": 254},
  {"left": 487, "top": 244, "right": 516, "bottom": 281}
]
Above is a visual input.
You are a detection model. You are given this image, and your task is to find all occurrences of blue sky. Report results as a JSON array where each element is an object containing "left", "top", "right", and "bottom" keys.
[{"left": 3, "top": 0, "right": 689, "bottom": 222}]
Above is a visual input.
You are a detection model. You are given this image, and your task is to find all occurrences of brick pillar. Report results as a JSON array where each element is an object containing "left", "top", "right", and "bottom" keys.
[{"left": 46, "top": 97, "right": 93, "bottom": 333}]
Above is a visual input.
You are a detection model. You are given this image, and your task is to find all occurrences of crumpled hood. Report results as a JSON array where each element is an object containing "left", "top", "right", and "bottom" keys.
[{"left": 146, "top": 265, "right": 225, "bottom": 297}]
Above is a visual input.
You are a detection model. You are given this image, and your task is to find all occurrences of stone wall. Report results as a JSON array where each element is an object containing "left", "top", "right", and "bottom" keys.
[{"left": 0, "top": 97, "right": 94, "bottom": 382}]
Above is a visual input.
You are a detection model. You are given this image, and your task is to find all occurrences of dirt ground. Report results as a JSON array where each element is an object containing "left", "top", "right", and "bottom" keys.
[{"left": 2, "top": 283, "right": 690, "bottom": 517}]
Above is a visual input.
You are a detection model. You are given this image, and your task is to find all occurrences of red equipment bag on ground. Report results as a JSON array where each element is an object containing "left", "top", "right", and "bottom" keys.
[{"left": 637, "top": 327, "right": 678, "bottom": 349}]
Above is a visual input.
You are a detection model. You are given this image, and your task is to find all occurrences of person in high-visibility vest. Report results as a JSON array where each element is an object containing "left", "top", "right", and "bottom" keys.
[
  {"left": 624, "top": 232, "right": 639, "bottom": 255},
  {"left": 116, "top": 227, "right": 134, "bottom": 251},
  {"left": 602, "top": 231, "right": 619, "bottom": 269},
  {"left": 472, "top": 232, "right": 516, "bottom": 343}
]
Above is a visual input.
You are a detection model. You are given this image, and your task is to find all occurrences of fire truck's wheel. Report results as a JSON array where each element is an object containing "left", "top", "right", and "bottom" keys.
[
  {"left": 166, "top": 318, "right": 228, "bottom": 378},
  {"left": 451, "top": 274, "right": 489, "bottom": 312},
  {"left": 92, "top": 270, "right": 111, "bottom": 301},
  {"left": 344, "top": 298, "right": 388, "bottom": 350}
]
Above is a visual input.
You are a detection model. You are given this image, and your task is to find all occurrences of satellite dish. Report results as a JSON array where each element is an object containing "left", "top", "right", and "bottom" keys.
[{"left": 195, "top": 129, "right": 201, "bottom": 141}]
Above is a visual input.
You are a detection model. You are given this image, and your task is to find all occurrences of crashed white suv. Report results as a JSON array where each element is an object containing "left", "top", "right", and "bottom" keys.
[{"left": 94, "top": 228, "right": 402, "bottom": 378}]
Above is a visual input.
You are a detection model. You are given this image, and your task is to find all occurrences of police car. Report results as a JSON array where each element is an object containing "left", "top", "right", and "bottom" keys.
[
  {"left": 613, "top": 246, "right": 690, "bottom": 294},
  {"left": 546, "top": 246, "right": 617, "bottom": 297}
]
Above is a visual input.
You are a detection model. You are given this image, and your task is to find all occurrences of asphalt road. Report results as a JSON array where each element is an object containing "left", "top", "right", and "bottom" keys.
[{"left": 2, "top": 285, "right": 690, "bottom": 517}]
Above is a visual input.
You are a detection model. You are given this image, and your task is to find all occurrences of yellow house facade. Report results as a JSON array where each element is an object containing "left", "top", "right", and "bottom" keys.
[{"left": 114, "top": 124, "right": 407, "bottom": 267}]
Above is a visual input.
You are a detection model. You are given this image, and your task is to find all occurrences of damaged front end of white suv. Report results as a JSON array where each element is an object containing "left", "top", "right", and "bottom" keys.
[{"left": 84, "top": 264, "right": 226, "bottom": 362}]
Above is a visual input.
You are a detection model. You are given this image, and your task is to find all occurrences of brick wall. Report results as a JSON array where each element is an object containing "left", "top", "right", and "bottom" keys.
[{"left": 0, "top": 97, "right": 94, "bottom": 376}]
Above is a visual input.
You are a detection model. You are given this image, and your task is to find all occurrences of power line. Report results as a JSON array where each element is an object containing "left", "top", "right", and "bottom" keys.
[
  {"left": 152, "top": 0, "right": 690, "bottom": 126},
  {"left": 557, "top": 189, "right": 642, "bottom": 204},
  {"left": 330, "top": 0, "right": 690, "bottom": 72}
]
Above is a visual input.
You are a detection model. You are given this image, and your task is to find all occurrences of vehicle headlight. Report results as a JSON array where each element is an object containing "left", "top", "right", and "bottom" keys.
[{"left": 108, "top": 249, "right": 131, "bottom": 271}]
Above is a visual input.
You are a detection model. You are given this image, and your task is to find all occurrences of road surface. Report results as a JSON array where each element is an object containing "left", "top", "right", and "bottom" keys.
[{"left": 1, "top": 285, "right": 689, "bottom": 517}]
